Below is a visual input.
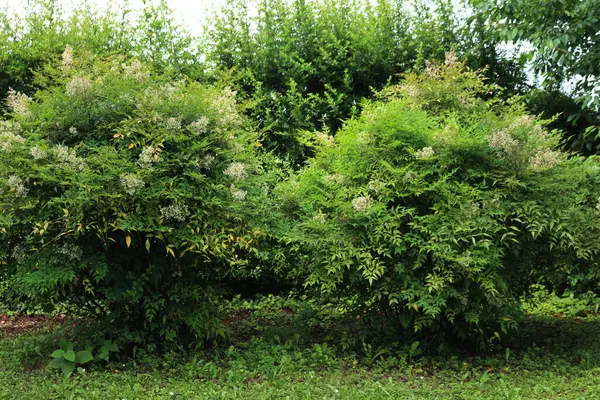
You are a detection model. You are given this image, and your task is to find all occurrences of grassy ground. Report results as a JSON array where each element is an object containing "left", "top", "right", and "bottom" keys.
[{"left": 1, "top": 294, "right": 600, "bottom": 399}]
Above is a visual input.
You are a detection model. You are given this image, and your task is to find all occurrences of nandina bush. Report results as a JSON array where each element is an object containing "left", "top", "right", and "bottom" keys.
[
  {"left": 276, "top": 56, "right": 600, "bottom": 346},
  {"left": 0, "top": 50, "right": 272, "bottom": 343}
]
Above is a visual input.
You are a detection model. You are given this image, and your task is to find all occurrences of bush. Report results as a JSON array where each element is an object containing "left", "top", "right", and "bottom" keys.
[
  {"left": 0, "top": 51, "right": 272, "bottom": 343},
  {"left": 204, "top": 0, "right": 526, "bottom": 165},
  {"left": 276, "top": 56, "right": 600, "bottom": 346}
]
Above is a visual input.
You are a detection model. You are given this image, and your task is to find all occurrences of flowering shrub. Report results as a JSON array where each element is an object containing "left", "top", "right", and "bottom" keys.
[
  {"left": 277, "top": 57, "right": 600, "bottom": 346},
  {"left": 0, "top": 52, "right": 268, "bottom": 342}
]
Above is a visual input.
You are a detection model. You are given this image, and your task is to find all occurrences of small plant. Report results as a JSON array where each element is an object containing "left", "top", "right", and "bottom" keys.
[
  {"left": 97, "top": 340, "right": 119, "bottom": 362},
  {"left": 47, "top": 339, "right": 93, "bottom": 377}
]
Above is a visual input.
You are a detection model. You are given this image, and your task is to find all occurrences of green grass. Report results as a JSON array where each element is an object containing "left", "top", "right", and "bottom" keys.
[{"left": 1, "top": 295, "right": 600, "bottom": 399}]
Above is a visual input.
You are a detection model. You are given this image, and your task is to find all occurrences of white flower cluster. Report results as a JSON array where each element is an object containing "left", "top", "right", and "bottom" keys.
[
  {"left": 57, "top": 243, "right": 83, "bottom": 261},
  {"left": 596, "top": 197, "right": 600, "bottom": 213},
  {"left": 0, "top": 120, "right": 25, "bottom": 152},
  {"left": 138, "top": 146, "right": 159, "bottom": 169},
  {"left": 11, "top": 245, "right": 27, "bottom": 264},
  {"left": 399, "top": 84, "right": 421, "bottom": 98},
  {"left": 55, "top": 145, "right": 86, "bottom": 171},
  {"left": 414, "top": 147, "right": 434, "bottom": 159},
  {"left": 120, "top": 174, "right": 145, "bottom": 195},
  {"left": 352, "top": 195, "right": 373, "bottom": 212},
  {"left": 212, "top": 87, "right": 242, "bottom": 127},
  {"left": 224, "top": 162, "right": 248, "bottom": 180},
  {"left": 367, "top": 180, "right": 383, "bottom": 193},
  {"left": 200, "top": 154, "right": 216, "bottom": 169},
  {"left": 324, "top": 173, "right": 344, "bottom": 185},
  {"left": 122, "top": 59, "right": 147, "bottom": 81},
  {"left": 160, "top": 203, "right": 190, "bottom": 222},
  {"left": 142, "top": 82, "right": 182, "bottom": 108},
  {"left": 7, "top": 88, "right": 32, "bottom": 118},
  {"left": 445, "top": 51, "right": 459, "bottom": 67},
  {"left": 230, "top": 185, "right": 247, "bottom": 201},
  {"left": 510, "top": 115, "right": 534, "bottom": 130},
  {"left": 69, "top": 126, "right": 78, "bottom": 135},
  {"left": 62, "top": 45, "right": 73, "bottom": 68},
  {"left": 162, "top": 117, "right": 182, "bottom": 131},
  {"left": 529, "top": 150, "right": 562, "bottom": 170},
  {"left": 313, "top": 211, "right": 326, "bottom": 224},
  {"left": 30, "top": 145, "right": 47, "bottom": 160},
  {"left": 188, "top": 117, "right": 209, "bottom": 135},
  {"left": 315, "top": 131, "right": 335, "bottom": 145},
  {"left": 29, "top": 146, "right": 48, "bottom": 160},
  {"left": 488, "top": 129, "right": 519, "bottom": 153},
  {"left": 6, "top": 175, "right": 28, "bottom": 197},
  {"left": 66, "top": 76, "right": 92, "bottom": 98}
]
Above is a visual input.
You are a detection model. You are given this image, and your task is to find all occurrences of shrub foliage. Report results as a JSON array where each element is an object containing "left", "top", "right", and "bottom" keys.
[
  {"left": 0, "top": 51, "right": 267, "bottom": 342},
  {"left": 276, "top": 57, "right": 600, "bottom": 344}
]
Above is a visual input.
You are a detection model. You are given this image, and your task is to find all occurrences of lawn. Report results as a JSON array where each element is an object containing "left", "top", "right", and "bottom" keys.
[{"left": 1, "top": 296, "right": 599, "bottom": 400}]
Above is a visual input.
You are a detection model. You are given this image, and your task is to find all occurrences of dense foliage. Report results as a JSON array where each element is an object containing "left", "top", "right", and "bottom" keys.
[
  {"left": 473, "top": 0, "right": 600, "bottom": 153},
  {"left": 276, "top": 57, "right": 600, "bottom": 345},
  {"left": 0, "top": 0, "right": 199, "bottom": 103},
  {"left": 0, "top": 0, "right": 599, "bottom": 353},
  {"left": 204, "top": 0, "right": 527, "bottom": 165},
  {"left": 0, "top": 51, "right": 271, "bottom": 343}
]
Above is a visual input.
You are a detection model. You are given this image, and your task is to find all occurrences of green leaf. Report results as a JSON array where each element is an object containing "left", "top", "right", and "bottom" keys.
[
  {"left": 109, "top": 343, "right": 119, "bottom": 352},
  {"left": 59, "top": 339, "right": 68, "bottom": 352},
  {"left": 51, "top": 349, "right": 65, "bottom": 358},
  {"left": 61, "top": 360, "right": 75, "bottom": 377},
  {"left": 75, "top": 350, "right": 93, "bottom": 364},
  {"left": 64, "top": 351, "right": 76, "bottom": 362},
  {"left": 47, "top": 358, "right": 63, "bottom": 370},
  {"left": 146, "top": 239, "right": 151, "bottom": 253}
]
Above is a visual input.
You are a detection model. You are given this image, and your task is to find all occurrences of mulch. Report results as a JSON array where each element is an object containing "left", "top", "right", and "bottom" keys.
[{"left": 0, "top": 314, "right": 65, "bottom": 337}]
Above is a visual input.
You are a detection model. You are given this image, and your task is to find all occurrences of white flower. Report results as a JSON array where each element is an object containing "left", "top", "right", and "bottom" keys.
[
  {"left": 170, "top": 393, "right": 174, "bottom": 396},
  {"left": 57, "top": 243, "right": 83, "bottom": 261},
  {"left": 62, "top": 45, "right": 73, "bottom": 68},
  {"left": 510, "top": 115, "right": 534, "bottom": 130},
  {"left": 324, "top": 174, "right": 344, "bottom": 185},
  {"left": 313, "top": 212, "right": 326, "bottom": 224},
  {"left": 488, "top": 130, "right": 519, "bottom": 153},
  {"left": 54, "top": 145, "right": 86, "bottom": 171},
  {"left": 11, "top": 245, "right": 27, "bottom": 263},
  {"left": 30, "top": 145, "right": 47, "bottom": 160},
  {"left": 230, "top": 185, "right": 247, "bottom": 201},
  {"left": 212, "top": 87, "right": 242, "bottom": 127},
  {"left": 352, "top": 195, "right": 373, "bottom": 212},
  {"left": 7, "top": 88, "right": 32, "bottom": 118},
  {"left": 200, "top": 154, "right": 215, "bottom": 169},
  {"left": 138, "top": 146, "right": 159, "bottom": 169},
  {"left": 224, "top": 162, "right": 248, "bottom": 180},
  {"left": 315, "top": 131, "right": 334, "bottom": 145},
  {"left": 6, "top": 175, "right": 28, "bottom": 197},
  {"left": 414, "top": 147, "right": 434, "bottom": 160},
  {"left": 188, "top": 117, "right": 210, "bottom": 134},
  {"left": 596, "top": 197, "right": 600, "bottom": 213},
  {"left": 122, "top": 59, "right": 147, "bottom": 81},
  {"left": 444, "top": 50, "right": 459, "bottom": 67},
  {"left": 529, "top": 150, "right": 562, "bottom": 170},
  {"left": 160, "top": 204, "right": 190, "bottom": 222},
  {"left": 66, "top": 76, "right": 92, "bottom": 98},
  {"left": 162, "top": 117, "right": 182, "bottom": 131},
  {"left": 0, "top": 120, "right": 25, "bottom": 152},
  {"left": 69, "top": 126, "right": 78, "bottom": 134},
  {"left": 120, "top": 174, "right": 145, "bottom": 195}
]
